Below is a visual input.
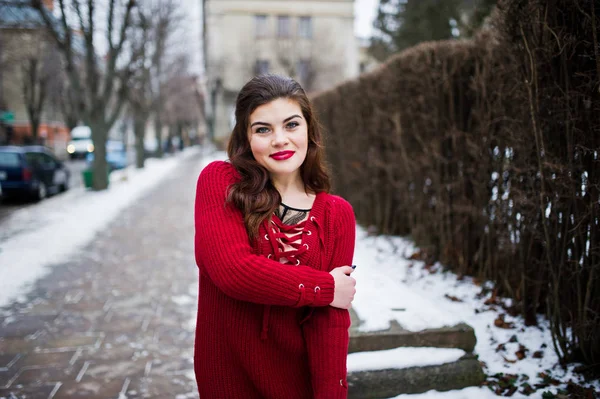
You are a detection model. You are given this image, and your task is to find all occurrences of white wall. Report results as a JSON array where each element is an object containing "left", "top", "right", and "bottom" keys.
[{"left": 206, "top": 0, "right": 358, "bottom": 140}]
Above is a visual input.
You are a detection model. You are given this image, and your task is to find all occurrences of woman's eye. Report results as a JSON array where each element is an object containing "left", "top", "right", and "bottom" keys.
[
  {"left": 286, "top": 122, "right": 299, "bottom": 129},
  {"left": 256, "top": 127, "right": 270, "bottom": 134}
]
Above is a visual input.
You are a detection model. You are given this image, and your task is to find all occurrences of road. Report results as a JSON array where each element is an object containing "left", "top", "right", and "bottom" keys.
[{"left": 0, "top": 159, "right": 87, "bottom": 225}]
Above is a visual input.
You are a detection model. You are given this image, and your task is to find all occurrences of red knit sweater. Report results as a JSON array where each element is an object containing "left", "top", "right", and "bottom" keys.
[{"left": 194, "top": 161, "right": 356, "bottom": 399}]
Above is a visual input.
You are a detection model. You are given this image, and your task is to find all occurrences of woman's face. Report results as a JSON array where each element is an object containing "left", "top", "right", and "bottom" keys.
[{"left": 247, "top": 98, "right": 309, "bottom": 180}]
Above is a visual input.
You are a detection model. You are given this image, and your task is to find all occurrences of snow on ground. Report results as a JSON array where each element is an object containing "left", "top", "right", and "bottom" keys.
[
  {"left": 0, "top": 146, "right": 213, "bottom": 308},
  {"left": 351, "top": 228, "right": 600, "bottom": 397},
  {"left": 348, "top": 347, "right": 466, "bottom": 372},
  {"left": 387, "top": 387, "right": 507, "bottom": 399}
]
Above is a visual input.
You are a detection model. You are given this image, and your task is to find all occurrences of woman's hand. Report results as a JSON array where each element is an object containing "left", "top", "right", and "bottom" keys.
[{"left": 329, "top": 266, "right": 356, "bottom": 309}]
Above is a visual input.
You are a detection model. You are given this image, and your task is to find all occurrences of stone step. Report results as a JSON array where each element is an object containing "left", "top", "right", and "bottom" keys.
[
  {"left": 347, "top": 353, "right": 485, "bottom": 398},
  {"left": 349, "top": 308, "right": 477, "bottom": 353},
  {"left": 347, "top": 308, "right": 485, "bottom": 397}
]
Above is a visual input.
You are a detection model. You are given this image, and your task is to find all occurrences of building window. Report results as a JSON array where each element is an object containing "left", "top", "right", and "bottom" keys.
[
  {"left": 255, "top": 14, "right": 268, "bottom": 38},
  {"left": 255, "top": 60, "right": 270, "bottom": 76},
  {"left": 297, "top": 59, "right": 310, "bottom": 84},
  {"left": 277, "top": 15, "right": 291, "bottom": 38},
  {"left": 298, "top": 16, "right": 312, "bottom": 39}
]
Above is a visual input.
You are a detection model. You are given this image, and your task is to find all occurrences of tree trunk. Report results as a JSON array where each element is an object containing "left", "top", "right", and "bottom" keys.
[
  {"left": 154, "top": 115, "right": 163, "bottom": 158},
  {"left": 134, "top": 116, "right": 146, "bottom": 168},
  {"left": 90, "top": 122, "right": 109, "bottom": 190},
  {"left": 30, "top": 119, "right": 40, "bottom": 142}
]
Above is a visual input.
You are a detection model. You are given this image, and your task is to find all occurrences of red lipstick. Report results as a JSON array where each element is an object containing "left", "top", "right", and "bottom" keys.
[{"left": 270, "top": 151, "right": 295, "bottom": 161}]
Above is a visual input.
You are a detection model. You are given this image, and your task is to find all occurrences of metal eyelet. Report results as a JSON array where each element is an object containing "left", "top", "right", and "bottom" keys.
[
  {"left": 267, "top": 254, "right": 272, "bottom": 259},
  {"left": 314, "top": 286, "right": 320, "bottom": 292},
  {"left": 295, "top": 259, "right": 300, "bottom": 266},
  {"left": 340, "top": 379, "right": 343, "bottom": 386},
  {"left": 264, "top": 234, "right": 269, "bottom": 241},
  {"left": 310, "top": 216, "right": 316, "bottom": 222},
  {"left": 303, "top": 244, "right": 309, "bottom": 250},
  {"left": 299, "top": 283, "right": 305, "bottom": 289},
  {"left": 306, "top": 231, "right": 312, "bottom": 236}
]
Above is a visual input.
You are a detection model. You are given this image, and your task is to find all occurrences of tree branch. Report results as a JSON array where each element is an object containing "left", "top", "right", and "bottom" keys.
[{"left": 101, "top": 0, "right": 135, "bottom": 107}]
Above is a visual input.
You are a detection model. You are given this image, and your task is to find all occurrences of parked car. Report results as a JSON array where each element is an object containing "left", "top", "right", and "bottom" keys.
[
  {"left": 67, "top": 126, "right": 94, "bottom": 159},
  {"left": 85, "top": 140, "right": 128, "bottom": 171},
  {"left": 0, "top": 146, "right": 70, "bottom": 201}
]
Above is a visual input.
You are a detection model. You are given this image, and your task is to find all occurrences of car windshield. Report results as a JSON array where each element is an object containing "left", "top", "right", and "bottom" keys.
[{"left": 0, "top": 152, "right": 20, "bottom": 167}]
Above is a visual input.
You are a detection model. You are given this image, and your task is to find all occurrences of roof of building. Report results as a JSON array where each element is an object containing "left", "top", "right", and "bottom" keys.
[
  {"left": 0, "top": 0, "right": 86, "bottom": 52},
  {"left": 0, "top": 0, "right": 57, "bottom": 29}
]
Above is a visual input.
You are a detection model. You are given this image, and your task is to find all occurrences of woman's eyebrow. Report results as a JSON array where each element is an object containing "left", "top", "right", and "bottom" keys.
[
  {"left": 250, "top": 114, "right": 302, "bottom": 128},
  {"left": 250, "top": 121, "right": 270, "bottom": 128},
  {"left": 283, "top": 114, "right": 302, "bottom": 123}
]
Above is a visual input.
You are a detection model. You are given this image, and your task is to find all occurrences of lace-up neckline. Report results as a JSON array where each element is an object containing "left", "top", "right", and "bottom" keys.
[
  {"left": 265, "top": 203, "right": 314, "bottom": 266},
  {"left": 275, "top": 203, "right": 311, "bottom": 226}
]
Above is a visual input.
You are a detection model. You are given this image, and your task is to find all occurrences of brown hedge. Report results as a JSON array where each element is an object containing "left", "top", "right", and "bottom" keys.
[{"left": 312, "top": 0, "right": 600, "bottom": 373}]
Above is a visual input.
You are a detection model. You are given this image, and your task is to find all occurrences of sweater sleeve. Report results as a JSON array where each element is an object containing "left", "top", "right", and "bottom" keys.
[
  {"left": 194, "top": 161, "right": 335, "bottom": 307},
  {"left": 303, "top": 197, "right": 356, "bottom": 398}
]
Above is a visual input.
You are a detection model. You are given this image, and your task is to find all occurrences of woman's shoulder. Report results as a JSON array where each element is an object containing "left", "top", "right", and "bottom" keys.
[
  {"left": 196, "top": 160, "right": 241, "bottom": 199},
  {"left": 323, "top": 193, "right": 354, "bottom": 218},
  {"left": 198, "top": 160, "right": 239, "bottom": 184}
]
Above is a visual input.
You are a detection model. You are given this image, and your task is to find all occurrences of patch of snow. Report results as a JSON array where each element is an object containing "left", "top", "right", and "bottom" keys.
[
  {"left": 386, "top": 387, "right": 514, "bottom": 399},
  {"left": 347, "top": 347, "right": 465, "bottom": 372},
  {"left": 172, "top": 295, "right": 195, "bottom": 306},
  {"left": 352, "top": 227, "right": 600, "bottom": 396}
]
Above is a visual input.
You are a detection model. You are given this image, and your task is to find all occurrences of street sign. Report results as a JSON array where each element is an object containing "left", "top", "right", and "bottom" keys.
[{"left": 0, "top": 111, "right": 14, "bottom": 125}]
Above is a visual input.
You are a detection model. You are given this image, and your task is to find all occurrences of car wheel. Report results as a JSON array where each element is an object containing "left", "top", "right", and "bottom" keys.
[
  {"left": 35, "top": 182, "right": 47, "bottom": 201},
  {"left": 60, "top": 177, "right": 69, "bottom": 192}
]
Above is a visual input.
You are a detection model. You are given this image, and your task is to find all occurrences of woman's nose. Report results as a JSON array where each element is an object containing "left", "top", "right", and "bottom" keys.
[{"left": 271, "top": 128, "right": 288, "bottom": 146}]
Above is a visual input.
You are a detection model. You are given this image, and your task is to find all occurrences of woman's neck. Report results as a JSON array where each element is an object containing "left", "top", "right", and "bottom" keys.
[
  {"left": 271, "top": 172, "right": 314, "bottom": 207},
  {"left": 271, "top": 172, "right": 304, "bottom": 196}
]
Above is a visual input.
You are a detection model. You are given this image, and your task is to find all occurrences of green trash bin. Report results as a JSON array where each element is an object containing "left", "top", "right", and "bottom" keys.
[{"left": 82, "top": 168, "right": 110, "bottom": 189}]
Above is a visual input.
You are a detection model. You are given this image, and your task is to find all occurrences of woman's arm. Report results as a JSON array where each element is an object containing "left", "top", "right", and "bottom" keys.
[
  {"left": 195, "top": 161, "right": 335, "bottom": 307},
  {"left": 303, "top": 197, "right": 356, "bottom": 398}
]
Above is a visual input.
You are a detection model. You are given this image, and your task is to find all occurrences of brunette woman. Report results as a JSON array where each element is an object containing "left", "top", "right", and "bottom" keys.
[{"left": 194, "top": 74, "right": 356, "bottom": 399}]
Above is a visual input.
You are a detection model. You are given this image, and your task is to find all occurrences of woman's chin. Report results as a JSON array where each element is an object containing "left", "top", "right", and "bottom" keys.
[{"left": 265, "top": 160, "right": 303, "bottom": 177}]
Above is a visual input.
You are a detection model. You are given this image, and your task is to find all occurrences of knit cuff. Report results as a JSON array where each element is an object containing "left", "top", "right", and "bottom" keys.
[{"left": 295, "top": 272, "right": 335, "bottom": 307}]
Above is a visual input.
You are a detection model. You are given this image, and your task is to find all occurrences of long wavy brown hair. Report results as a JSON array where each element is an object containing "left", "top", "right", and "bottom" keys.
[{"left": 227, "top": 74, "right": 331, "bottom": 239}]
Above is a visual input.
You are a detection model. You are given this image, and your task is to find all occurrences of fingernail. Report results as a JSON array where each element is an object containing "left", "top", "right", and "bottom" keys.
[{"left": 351, "top": 265, "right": 357, "bottom": 269}]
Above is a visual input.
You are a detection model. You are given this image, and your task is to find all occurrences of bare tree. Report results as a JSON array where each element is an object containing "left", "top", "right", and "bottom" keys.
[
  {"left": 21, "top": 39, "right": 60, "bottom": 141},
  {"left": 32, "top": 0, "right": 137, "bottom": 190},
  {"left": 125, "top": 0, "right": 180, "bottom": 167},
  {"left": 149, "top": 0, "right": 179, "bottom": 159},
  {"left": 162, "top": 54, "right": 203, "bottom": 151},
  {"left": 0, "top": 2, "right": 65, "bottom": 143}
]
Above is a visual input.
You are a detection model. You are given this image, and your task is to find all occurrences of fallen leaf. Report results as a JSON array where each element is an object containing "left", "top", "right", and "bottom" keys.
[
  {"left": 494, "top": 314, "right": 515, "bottom": 329},
  {"left": 445, "top": 294, "right": 463, "bottom": 302},
  {"left": 515, "top": 344, "right": 528, "bottom": 360}
]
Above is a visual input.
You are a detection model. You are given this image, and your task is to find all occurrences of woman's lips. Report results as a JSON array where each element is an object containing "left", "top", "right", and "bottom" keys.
[{"left": 270, "top": 151, "right": 295, "bottom": 160}]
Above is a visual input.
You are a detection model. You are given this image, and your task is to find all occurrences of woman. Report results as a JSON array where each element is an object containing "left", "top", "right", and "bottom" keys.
[{"left": 194, "top": 74, "right": 356, "bottom": 399}]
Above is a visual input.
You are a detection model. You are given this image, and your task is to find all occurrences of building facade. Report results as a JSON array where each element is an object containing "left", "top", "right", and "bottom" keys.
[
  {"left": 0, "top": 0, "right": 70, "bottom": 157},
  {"left": 204, "top": 0, "right": 358, "bottom": 143}
]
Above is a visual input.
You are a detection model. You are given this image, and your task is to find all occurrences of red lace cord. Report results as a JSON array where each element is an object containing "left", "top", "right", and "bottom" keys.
[{"left": 264, "top": 217, "right": 310, "bottom": 266}]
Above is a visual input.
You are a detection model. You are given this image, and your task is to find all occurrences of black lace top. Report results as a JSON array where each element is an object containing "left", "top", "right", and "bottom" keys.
[{"left": 275, "top": 203, "right": 311, "bottom": 226}]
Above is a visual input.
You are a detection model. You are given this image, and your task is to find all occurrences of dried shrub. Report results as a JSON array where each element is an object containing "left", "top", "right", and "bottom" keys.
[{"left": 312, "top": 0, "right": 600, "bottom": 374}]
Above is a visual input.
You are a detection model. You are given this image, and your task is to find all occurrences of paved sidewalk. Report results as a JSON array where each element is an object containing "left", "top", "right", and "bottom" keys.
[{"left": 0, "top": 154, "right": 204, "bottom": 398}]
